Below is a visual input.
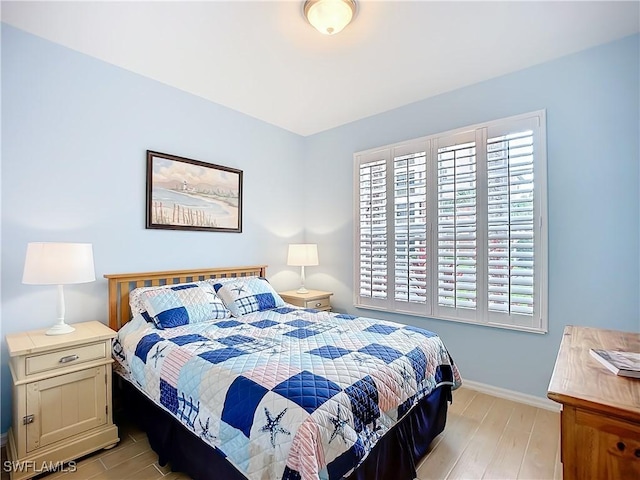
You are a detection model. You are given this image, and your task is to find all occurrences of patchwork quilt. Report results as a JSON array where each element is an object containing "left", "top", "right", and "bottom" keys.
[{"left": 113, "top": 307, "right": 462, "bottom": 480}]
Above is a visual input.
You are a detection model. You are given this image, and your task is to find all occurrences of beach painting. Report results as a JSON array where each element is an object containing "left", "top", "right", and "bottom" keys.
[{"left": 146, "top": 151, "right": 243, "bottom": 232}]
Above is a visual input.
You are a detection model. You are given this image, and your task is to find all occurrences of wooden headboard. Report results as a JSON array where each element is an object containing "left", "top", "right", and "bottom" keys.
[{"left": 104, "top": 265, "right": 267, "bottom": 331}]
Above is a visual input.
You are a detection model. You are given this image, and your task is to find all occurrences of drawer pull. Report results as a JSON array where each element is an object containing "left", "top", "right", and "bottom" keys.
[
  {"left": 59, "top": 354, "right": 79, "bottom": 364},
  {"left": 616, "top": 442, "right": 626, "bottom": 452},
  {"left": 315, "top": 303, "right": 322, "bottom": 307}
]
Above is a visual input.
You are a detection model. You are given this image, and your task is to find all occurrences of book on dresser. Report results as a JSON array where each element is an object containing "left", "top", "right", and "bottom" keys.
[{"left": 589, "top": 348, "right": 640, "bottom": 378}]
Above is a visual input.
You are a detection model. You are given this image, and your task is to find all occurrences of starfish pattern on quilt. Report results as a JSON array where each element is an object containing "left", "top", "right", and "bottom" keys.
[
  {"left": 194, "top": 341, "right": 216, "bottom": 352},
  {"left": 150, "top": 344, "right": 167, "bottom": 368},
  {"left": 198, "top": 416, "right": 216, "bottom": 443},
  {"left": 353, "top": 354, "right": 375, "bottom": 365},
  {"left": 328, "top": 405, "right": 349, "bottom": 445},
  {"left": 260, "top": 407, "right": 291, "bottom": 448},
  {"left": 399, "top": 363, "right": 413, "bottom": 388}
]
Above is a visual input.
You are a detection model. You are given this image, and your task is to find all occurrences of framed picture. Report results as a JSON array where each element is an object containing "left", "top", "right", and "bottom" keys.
[{"left": 146, "top": 151, "right": 243, "bottom": 232}]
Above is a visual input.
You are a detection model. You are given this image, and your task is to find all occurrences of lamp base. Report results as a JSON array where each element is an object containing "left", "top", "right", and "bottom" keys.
[
  {"left": 46, "top": 322, "right": 75, "bottom": 336},
  {"left": 296, "top": 286, "right": 310, "bottom": 294}
]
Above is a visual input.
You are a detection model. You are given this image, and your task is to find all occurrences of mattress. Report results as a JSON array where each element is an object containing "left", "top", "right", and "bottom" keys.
[{"left": 113, "top": 306, "right": 462, "bottom": 480}]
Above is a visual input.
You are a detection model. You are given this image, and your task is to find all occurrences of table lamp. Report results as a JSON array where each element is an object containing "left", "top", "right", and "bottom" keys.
[
  {"left": 287, "top": 244, "right": 319, "bottom": 294},
  {"left": 22, "top": 242, "right": 96, "bottom": 335}
]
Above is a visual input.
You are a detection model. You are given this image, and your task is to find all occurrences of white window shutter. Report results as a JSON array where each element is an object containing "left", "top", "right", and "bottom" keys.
[
  {"left": 485, "top": 112, "right": 546, "bottom": 332},
  {"left": 486, "top": 130, "right": 535, "bottom": 315},
  {"left": 434, "top": 132, "right": 479, "bottom": 321},
  {"left": 355, "top": 152, "right": 389, "bottom": 306},
  {"left": 391, "top": 141, "right": 430, "bottom": 315}
]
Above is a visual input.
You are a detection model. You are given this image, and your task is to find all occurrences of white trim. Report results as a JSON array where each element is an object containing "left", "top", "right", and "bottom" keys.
[
  {"left": 461, "top": 379, "right": 560, "bottom": 412},
  {"left": 1, "top": 431, "right": 6, "bottom": 447}
]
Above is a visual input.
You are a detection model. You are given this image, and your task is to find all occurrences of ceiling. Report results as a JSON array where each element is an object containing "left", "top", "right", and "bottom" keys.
[{"left": 2, "top": 1, "right": 639, "bottom": 136}]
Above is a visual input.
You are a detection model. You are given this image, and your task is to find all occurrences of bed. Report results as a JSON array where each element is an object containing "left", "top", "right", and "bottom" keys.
[{"left": 105, "top": 266, "right": 462, "bottom": 480}]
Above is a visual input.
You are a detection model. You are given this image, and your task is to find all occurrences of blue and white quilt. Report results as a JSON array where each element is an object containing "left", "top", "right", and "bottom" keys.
[{"left": 113, "top": 307, "right": 462, "bottom": 480}]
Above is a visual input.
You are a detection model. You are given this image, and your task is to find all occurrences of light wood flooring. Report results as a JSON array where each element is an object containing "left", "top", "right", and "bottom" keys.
[
  {"left": 1, "top": 387, "right": 561, "bottom": 480},
  {"left": 417, "top": 387, "right": 561, "bottom": 480}
]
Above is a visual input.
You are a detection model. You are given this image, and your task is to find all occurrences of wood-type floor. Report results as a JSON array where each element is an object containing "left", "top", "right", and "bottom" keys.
[{"left": 1, "top": 387, "right": 561, "bottom": 480}]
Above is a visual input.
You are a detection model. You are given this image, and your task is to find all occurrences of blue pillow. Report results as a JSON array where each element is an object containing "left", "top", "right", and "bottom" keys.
[
  {"left": 141, "top": 282, "right": 231, "bottom": 329},
  {"left": 213, "top": 277, "right": 285, "bottom": 317}
]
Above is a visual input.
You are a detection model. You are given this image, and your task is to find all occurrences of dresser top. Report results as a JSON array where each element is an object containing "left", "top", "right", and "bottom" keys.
[
  {"left": 5, "top": 321, "right": 116, "bottom": 357},
  {"left": 547, "top": 325, "right": 640, "bottom": 421}
]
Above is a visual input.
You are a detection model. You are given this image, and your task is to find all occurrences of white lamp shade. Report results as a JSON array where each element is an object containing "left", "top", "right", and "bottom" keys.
[
  {"left": 287, "top": 244, "right": 319, "bottom": 267},
  {"left": 23, "top": 242, "right": 96, "bottom": 285},
  {"left": 304, "top": 0, "right": 356, "bottom": 35}
]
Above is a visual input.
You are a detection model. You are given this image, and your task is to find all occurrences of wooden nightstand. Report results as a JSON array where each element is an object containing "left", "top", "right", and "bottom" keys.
[
  {"left": 279, "top": 290, "right": 333, "bottom": 311},
  {"left": 5, "top": 321, "right": 119, "bottom": 480}
]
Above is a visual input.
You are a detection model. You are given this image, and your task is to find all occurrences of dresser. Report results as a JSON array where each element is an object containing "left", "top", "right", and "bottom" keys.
[
  {"left": 5, "top": 321, "right": 119, "bottom": 480},
  {"left": 547, "top": 325, "right": 640, "bottom": 480},
  {"left": 279, "top": 289, "right": 333, "bottom": 311}
]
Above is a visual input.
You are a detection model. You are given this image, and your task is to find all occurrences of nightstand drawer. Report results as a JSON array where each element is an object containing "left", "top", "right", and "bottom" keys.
[
  {"left": 26, "top": 342, "right": 107, "bottom": 375},
  {"left": 305, "top": 297, "right": 330, "bottom": 310}
]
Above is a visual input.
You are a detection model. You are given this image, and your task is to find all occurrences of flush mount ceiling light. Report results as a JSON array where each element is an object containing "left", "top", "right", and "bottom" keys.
[{"left": 304, "top": 0, "right": 357, "bottom": 35}]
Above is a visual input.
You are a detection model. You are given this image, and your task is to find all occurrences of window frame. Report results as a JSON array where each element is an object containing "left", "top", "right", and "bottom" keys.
[{"left": 353, "top": 110, "right": 548, "bottom": 334}]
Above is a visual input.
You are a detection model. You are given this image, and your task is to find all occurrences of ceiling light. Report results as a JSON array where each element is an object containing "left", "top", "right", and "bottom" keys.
[{"left": 304, "top": 0, "right": 357, "bottom": 35}]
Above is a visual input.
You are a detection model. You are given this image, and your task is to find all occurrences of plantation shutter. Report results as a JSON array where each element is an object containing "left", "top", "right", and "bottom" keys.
[
  {"left": 354, "top": 110, "right": 547, "bottom": 333},
  {"left": 486, "top": 114, "right": 545, "bottom": 330},
  {"left": 356, "top": 152, "right": 389, "bottom": 305},
  {"left": 487, "top": 130, "right": 534, "bottom": 313},
  {"left": 435, "top": 132, "right": 479, "bottom": 320},
  {"left": 392, "top": 142, "right": 429, "bottom": 313}
]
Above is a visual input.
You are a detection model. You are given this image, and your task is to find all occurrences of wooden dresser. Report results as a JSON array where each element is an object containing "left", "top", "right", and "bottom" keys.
[{"left": 547, "top": 325, "right": 640, "bottom": 480}]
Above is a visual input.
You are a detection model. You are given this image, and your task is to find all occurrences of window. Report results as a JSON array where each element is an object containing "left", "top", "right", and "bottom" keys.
[{"left": 354, "top": 111, "right": 547, "bottom": 333}]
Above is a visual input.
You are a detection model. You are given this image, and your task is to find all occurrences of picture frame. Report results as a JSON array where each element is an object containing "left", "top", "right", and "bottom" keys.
[{"left": 146, "top": 150, "right": 243, "bottom": 233}]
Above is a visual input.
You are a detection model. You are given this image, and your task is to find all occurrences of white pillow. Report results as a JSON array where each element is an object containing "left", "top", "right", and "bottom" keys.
[
  {"left": 139, "top": 281, "right": 231, "bottom": 329},
  {"left": 212, "top": 277, "right": 285, "bottom": 317}
]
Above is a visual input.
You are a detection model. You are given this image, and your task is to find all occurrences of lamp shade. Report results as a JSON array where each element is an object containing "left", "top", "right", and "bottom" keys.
[
  {"left": 23, "top": 242, "right": 96, "bottom": 285},
  {"left": 304, "top": 0, "right": 356, "bottom": 35},
  {"left": 287, "top": 244, "right": 319, "bottom": 267}
]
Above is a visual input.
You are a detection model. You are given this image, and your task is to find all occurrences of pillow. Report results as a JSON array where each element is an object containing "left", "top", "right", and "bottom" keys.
[
  {"left": 212, "top": 277, "right": 285, "bottom": 317},
  {"left": 129, "top": 286, "right": 159, "bottom": 317},
  {"left": 139, "top": 281, "right": 231, "bottom": 329}
]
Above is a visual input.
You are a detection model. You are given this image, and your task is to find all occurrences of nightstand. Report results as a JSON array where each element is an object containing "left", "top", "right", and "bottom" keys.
[
  {"left": 5, "top": 321, "right": 119, "bottom": 480},
  {"left": 279, "top": 289, "right": 333, "bottom": 311}
]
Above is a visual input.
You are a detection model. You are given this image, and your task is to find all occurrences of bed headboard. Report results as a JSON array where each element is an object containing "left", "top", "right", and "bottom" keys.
[{"left": 104, "top": 265, "right": 267, "bottom": 331}]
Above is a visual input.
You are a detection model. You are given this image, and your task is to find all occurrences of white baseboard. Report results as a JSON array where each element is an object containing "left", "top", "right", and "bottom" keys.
[{"left": 461, "top": 379, "right": 561, "bottom": 412}]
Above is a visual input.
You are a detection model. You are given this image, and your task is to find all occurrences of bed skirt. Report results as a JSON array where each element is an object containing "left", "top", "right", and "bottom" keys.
[{"left": 114, "top": 377, "right": 451, "bottom": 480}]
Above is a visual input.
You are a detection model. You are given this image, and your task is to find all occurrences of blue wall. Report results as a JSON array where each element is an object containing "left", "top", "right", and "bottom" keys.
[
  {"left": 304, "top": 34, "right": 640, "bottom": 399},
  {"left": 2, "top": 24, "right": 639, "bottom": 434},
  {"left": 0, "top": 25, "right": 307, "bottom": 433}
]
